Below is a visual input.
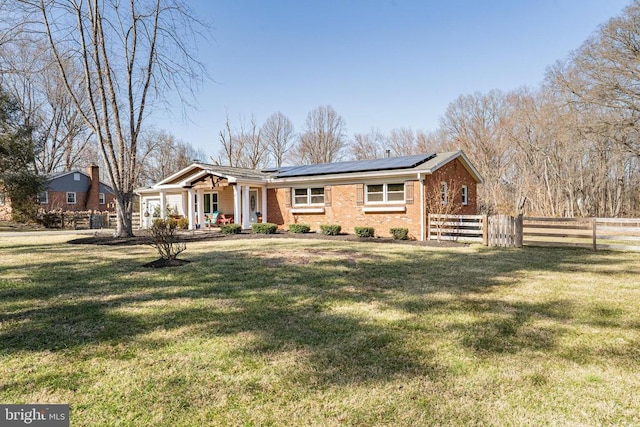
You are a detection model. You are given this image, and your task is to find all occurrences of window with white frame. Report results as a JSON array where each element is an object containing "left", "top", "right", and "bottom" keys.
[
  {"left": 67, "top": 192, "right": 76, "bottom": 204},
  {"left": 99, "top": 193, "right": 105, "bottom": 204},
  {"left": 0, "top": 191, "right": 5, "bottom": 206},
  {"left": 37, "top": 191, "right": 48, "bottom": 204},
  {"left": 293, "top": 187, "right": 324, "bottom": 205},
  {"left": 440, "top": 182, "right": 448, "bottom": 205},
  {"left": 366, "top": 183, "right": 405, "bottom": 203},
  {"left": 204, "top": 192, "right": 219, "bottom": 213},
  {"left": 461, "top": 185, "right": 468, "bottom": 205}
]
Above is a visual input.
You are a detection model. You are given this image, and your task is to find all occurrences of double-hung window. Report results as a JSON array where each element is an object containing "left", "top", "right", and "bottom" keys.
[
  {"left": 294, "top": 188, "right": 324, "bottom": 205},
  {"left": 99, "top": 193, "right": 106, "bottom": 205},
  {"left": 204, "top": 192, "right": 219, "bottom": 213},
  {"left": 37, "top": 191, "right": 48, "bottom": 204},
  {"left": 440, "top": 182, "right": 448, "bottom": 205},
  {"left": 461, "top": 185, "right": 468, "bottom": 205},
  {"left": 366, "top": 183, "right": 405, "bottom": 203},
  {"left": 67, "top": 192, "right": 77, "bottom": 204}
]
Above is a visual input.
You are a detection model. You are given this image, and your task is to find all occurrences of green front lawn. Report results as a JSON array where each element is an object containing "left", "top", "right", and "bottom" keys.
[{"left": 1, "top": 235, "right": 639, "bottom": 425}]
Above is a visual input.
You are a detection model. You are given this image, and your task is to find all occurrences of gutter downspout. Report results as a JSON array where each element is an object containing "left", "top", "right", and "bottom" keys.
[{"left": 418, "top": 172, "right": 425, "bottom": 242}]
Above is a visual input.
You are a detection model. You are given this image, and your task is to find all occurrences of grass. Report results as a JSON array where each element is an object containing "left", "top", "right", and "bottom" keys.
[{"left": 1, "top": 234, "right": 639, "bottom": 425}]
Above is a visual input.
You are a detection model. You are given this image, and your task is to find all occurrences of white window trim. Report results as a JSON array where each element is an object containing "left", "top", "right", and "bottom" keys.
[
  {"left": 440, "top": 182, "right": 448, "bottom": 205},
  {"left": 365, "top": 183, "right": 405, "bottom": 204},
  {"left": 38, "top": 191, "right": 49, "bottom": 204},
  {"left": 363, "top": 206, "right": 406, "bottom": 213},
  {"left": 67, "top": 192, "right": 77, "bottom": 204},
  {"left": 293, "top": 187, "right": 325, "bottom": 206},
  {"left": 99, "top": 193, "right": 105, "bottom": 204},
  {"left": 291, "top": 207, "right": 325, "bottom": 214},
  {"left": 0, "top": 191, "right": 5, "bottom": 206},
  {"left": 462, "top": 185, "right": 468, "bottom": 206}
]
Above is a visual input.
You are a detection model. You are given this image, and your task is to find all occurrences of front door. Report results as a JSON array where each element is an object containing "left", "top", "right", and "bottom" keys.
[
  {"left": 249, "top": 190, "right": 258, "bottom": 223},
  {"left": 144, "top": 198, "right": 161, "bottom": 228}
]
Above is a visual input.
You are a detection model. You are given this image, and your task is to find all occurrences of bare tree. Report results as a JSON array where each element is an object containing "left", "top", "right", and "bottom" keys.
[
  {"left": 215, "top": 114, "right": 267, "bottom": 168},
  {"left": 262, "top": 111, "right": 294, "bottom": 167},
  {"left": 0, "top": 39, "right": 95, "bottom": 174},
  {"left": 440, "top": 90, "right": 513, "bottom": 214},
  {"left": 137, "top": 129, "right": 205, "bottom": 186},
  {"left": 388, "top": 127, "right": 418, "bottom": 156},
  {"left": 293, "top": 105, "right": 346, "bottom": 165},
  {"left": 14, "top": 0, "right": 207, "bottom": 237},
  {"left": 348, "top": 128, "right": 385, "bottom": 160},
  {"left": 549, "top": 1, "right": 640, "bottom": 159}
]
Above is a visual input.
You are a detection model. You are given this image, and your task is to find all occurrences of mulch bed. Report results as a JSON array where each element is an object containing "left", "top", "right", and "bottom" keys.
[{"left": 68, "top": 230, "right": 465, "bottom": 247}]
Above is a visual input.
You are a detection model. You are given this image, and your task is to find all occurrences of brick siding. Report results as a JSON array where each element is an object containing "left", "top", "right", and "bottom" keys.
[{"left": 266, "top": 158, "right": 478, "bottom": 240}]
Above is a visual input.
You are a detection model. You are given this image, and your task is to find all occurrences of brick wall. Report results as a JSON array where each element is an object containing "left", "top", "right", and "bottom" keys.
[
  {"left": 40, "top": 191, "right": 117, "bottom": 212},
  {"left": 86, "top": 164, "right": 101, "bottom": 210},
  {"left": 267, "top": 183, "right": 422, "bottom": 239},
  {"left": 266, "top": 158, "right": 478, "bottom": 240},
  {"left": 426, "top": 158, "right": 478, "bottom": 215}
]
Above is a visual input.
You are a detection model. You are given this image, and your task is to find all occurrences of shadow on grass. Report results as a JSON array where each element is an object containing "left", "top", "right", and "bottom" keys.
[{"left": 0, "top": 241, "right": 636, "bottom": 386}]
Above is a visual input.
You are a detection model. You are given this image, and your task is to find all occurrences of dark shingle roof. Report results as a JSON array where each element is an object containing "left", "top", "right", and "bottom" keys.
[{"left": 274, "top": 153, "right": 436, "bottom": 178}]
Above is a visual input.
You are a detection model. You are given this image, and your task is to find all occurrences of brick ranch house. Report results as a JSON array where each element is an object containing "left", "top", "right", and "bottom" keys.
[
  {"left": 0, "top": 164, "right": 117, "bottom": 220},
  {"left": 135, "top": 151, "right": 483, "bottom": 241}
]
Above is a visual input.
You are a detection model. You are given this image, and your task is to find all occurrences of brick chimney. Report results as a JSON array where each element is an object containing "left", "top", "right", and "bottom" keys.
[{"left": 86, "top": 163, "right": 100, "bottom": 211}]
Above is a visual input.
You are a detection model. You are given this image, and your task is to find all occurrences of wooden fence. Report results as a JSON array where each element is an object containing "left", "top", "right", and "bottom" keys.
[
  {"left": 523, "top": 217, "right": 595, "bottom": 250},
  {"left": 427, "top": 214, "right": 487, "bottom": 244},
  {"left": 40, "top": 211, "right": 140, "bottom": 230},
  {"left": 489, "top": 215, "right": 523, "bottom": 248},
  {"left": 428, "top": 214, "right": 640, "bottom": 252}
]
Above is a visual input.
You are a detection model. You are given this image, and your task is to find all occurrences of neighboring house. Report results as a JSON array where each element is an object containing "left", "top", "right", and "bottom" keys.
[
  {"left": 37, "top": 164, "right": 117, "bottom": 212},
  {"left": 136, "top": 151, "right": 483, "bottom": 240}
]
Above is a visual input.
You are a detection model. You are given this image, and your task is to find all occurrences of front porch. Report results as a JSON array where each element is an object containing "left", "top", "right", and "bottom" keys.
[{"left": 137, "top": 164, "right": 269, "bottom": 230}]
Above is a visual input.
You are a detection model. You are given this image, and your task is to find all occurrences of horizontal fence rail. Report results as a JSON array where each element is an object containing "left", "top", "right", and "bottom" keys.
[
  {"left": 428, "top": 214, "right": 640, "bottom": 252},
  {"left": 595, "top": 218, "right": 640, "bottom": 252},
  {"left": 523, "top": 217, "right": 596, "bottom": 250},
  {"left": 428, "top": 214, "right": 487, "bottom": 244},
  {"left": 38, "top": 211, "right": 140, "bottom": 230}
]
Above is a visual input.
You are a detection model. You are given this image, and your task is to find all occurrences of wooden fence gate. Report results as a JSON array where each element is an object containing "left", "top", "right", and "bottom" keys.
[{"left": 488, "top": 214, "right": 523, "bottom": 248}]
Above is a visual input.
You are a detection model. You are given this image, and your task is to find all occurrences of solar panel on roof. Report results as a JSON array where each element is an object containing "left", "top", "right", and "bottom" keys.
[{"left": 275, "top": 153, "right": 436, "bottom": 178}]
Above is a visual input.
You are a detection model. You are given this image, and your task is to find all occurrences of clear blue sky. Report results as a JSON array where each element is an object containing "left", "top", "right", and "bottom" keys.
[{"left": 153, "top": 0, "right": 630, "bottom": 158}]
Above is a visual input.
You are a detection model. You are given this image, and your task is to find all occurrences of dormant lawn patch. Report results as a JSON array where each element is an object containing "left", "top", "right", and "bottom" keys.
[{"left": 0, "top": 235, "right": 639, "bottom": 425}]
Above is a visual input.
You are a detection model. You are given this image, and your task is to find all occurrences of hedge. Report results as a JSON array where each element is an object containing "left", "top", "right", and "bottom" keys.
[
  {"left": 320, "top": 224, "right": 341, "bottom": 236},
  {"left": 354, "top": 226, "right": 375, "bottom": 238},
  {"left": 289, "top": 224, "right": 311, "bottom": 234},
  {"left": 220, "top": 223, "right": 242, "bottom": 234},
  {"left": 390, "top": 227, "right": 409, "bottom": 240},
  {"left": 251, "top": 223, "right": 278, "bottom": 234}
]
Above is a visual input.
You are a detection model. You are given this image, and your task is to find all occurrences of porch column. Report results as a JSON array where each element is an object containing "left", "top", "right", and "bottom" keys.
[
  {"left": 242, "top": 185, "right": 250, "bottom": 229},
  {"left": 261, "top": 187, "right": 268, "bottom": 223},
  {"left": 187, "top": 188, "right": 196, "bottom": 230},
  {"left": 159, "top": 190, "right": 167, "bottom": 218},
  {"left": 197, "top": 188, "right": 205, "bottom": 228},
  {"left": 233, "top": 184, "right": 241, "bottom": 225}
]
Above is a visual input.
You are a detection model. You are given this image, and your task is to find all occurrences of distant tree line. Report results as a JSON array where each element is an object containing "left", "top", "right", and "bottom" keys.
[{"left": 215, "top": 2, "right": 640, "bottom": 217}]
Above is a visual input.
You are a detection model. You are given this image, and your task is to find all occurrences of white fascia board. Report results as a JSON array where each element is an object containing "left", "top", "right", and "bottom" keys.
[
  {"left": 266, "top": 170, "right": 419, "bottom": 187},
  {"left": 420, "top": 151, "right": 484, "bottom": 184},
  {"left": 155, "top": 163, "right": 202, "bottom": 186},
  {"left": 151, "top": 184, "right": 186, "bottom": 190}
]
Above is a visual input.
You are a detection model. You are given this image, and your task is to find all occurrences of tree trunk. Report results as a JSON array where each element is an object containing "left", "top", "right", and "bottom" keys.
[{"left": 115, "top": 192, "right": 134, "bottom": 237}]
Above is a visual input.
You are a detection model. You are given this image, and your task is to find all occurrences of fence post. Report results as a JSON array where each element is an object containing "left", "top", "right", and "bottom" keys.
[
  {"left": 592, "top": 217, "right": 597, "bottom": 251},
  {"left": 427, "top": 214, "right": 431, "bottom": 241},
  {"left": 515, "top": 214, "right": 523, "bottom": 248},
  {"left": 483, "top": 214, "right": 489, "bottom": 246}
]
